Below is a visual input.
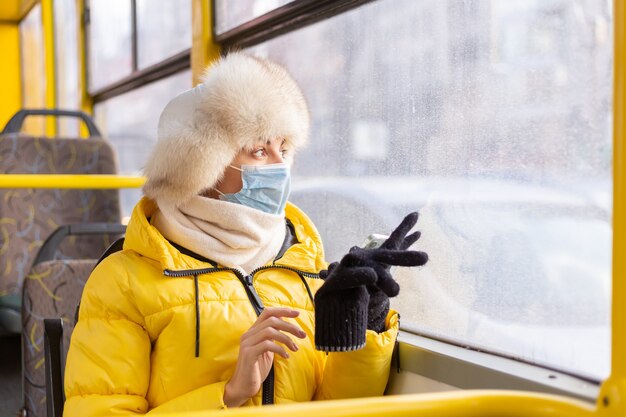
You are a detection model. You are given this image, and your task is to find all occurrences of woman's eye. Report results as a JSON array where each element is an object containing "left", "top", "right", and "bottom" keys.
[
  {"left": 281, "top": 149, "right": 288, "bottom": 156},
  {"left": 253, "top": 149, "right": 265, "bottom": 157}
]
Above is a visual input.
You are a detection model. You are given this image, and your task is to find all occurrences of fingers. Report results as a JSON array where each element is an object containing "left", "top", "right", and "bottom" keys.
[
  {"left": 376, "top": 268, "right": 400, "bottom": 297},
  {"left": 370, "top": 249, "right": 429, "bottom": 267},
  {"left": 240, "top": 308, "right": 307, "bottom": 360},
  {"left": 246, "top": 326, "right": 301, "bottom": 354},
  {"left": 249, "top": 308, "right": 304, "bottom": 338},
  {"left": 248, "top": 313, "right": 307, "bottom": 341},
  {"left": 250, "top": 340, "right": 291, "bottom": 359},
  {"left": 256, "top": 306, "right": 300, "bottom": 322},
  {"left": 381, "top": 212, "right": 419, "bottom": 249},
  {"left": 400, "top": 231, "right": 421, "bottom": 250},
  {"left": 322, "top": 264, "right": 378, "bottom": 290}
]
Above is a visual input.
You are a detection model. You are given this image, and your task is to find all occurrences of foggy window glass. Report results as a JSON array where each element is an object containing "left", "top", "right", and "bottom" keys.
[
  {"left": 87, "top": 0, "right": 132, "bottom": 92},
  {"left": 136, "top": 0, "right": 191, "bottom": 69},
  {"left": 19, "top": 3, "right": 46, "bottom": 135},
  {"left": 248, "top": 0, "right": 613, "bottom": 379},
  {"left": 94, "top": 70, "right": 191, "bottom": 217},
  {"left": 54, "top": 0, "right": 80, "bottom": 137},
  {"left": 215, "top": 0, "right": 294, "bottom": 35}
]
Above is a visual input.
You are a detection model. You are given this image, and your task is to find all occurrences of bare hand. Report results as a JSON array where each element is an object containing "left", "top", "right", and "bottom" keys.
[{"left": 223, "top": 307, "right": 306, "bottom": 407}]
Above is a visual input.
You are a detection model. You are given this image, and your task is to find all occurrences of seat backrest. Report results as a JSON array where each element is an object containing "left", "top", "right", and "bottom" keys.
[
  {"left": 22, "top": 259, "right": 95, "bottom": 417},
  {"left": 21, "top": 227, "right": 125, "bottom": 417},
  {"left": 0, "top": 133, "right": 121, "bottom": 304}
]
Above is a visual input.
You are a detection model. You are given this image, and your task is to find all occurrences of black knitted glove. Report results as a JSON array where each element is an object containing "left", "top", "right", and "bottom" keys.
[
  {"left": 314, "top": 258, "right": 377, "bottom": 351},
  {"left": 314, "top": 212, "right": 428, "bottom": 351},
  {"left": 353, "top": 212, "right": 428, "bottom": 332}
]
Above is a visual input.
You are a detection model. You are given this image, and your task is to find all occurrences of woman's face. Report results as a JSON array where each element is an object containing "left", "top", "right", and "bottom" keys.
[{"left": 205, "top": 137, "right": 290, "bottom": 198}]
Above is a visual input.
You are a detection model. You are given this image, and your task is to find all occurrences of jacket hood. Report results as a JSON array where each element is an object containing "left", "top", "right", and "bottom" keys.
[
  {"left": 124, "top": 197, "right": 326, "bottom": 274},
  {"left": 142, "top": 52, "right": 310, "bottom": 208}
]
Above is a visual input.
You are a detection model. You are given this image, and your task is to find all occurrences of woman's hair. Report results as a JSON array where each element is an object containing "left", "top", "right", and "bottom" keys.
[{"left": 143, "top": 52, "right": 310, "bottom": 208}]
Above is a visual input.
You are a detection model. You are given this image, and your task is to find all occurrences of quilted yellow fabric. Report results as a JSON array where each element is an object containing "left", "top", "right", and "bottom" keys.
[{"left": 64, "top": 197, "right": 398, "bottom": 416}]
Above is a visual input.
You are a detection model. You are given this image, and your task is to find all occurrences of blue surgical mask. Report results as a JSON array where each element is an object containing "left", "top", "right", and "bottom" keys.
[{"left": 218, "top": 163, "right": 291, "bottom": 215}]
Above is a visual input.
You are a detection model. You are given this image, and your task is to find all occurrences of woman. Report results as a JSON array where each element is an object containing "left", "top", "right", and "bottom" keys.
[{"left": 63, "top": 52, "right": 427, "bottom": 415}]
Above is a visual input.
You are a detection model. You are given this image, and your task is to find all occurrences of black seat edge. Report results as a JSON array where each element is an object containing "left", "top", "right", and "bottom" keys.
[{"left": 43, "top": 318, "right": 64, "bottom": 417}]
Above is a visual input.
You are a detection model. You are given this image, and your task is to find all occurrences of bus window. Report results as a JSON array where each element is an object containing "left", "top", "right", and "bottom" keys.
[
  {"left": 87, "top": 0, "right": 133, "bottom": 92},
  {"left": 94, "top": 70, "right": 191, "bottom": 216},
  {"left": 54, "top": 0, "right": 80, "bottom": 137},
  {"left": 215, "top": 0, "right": 295, "bottom": 36},
  {"left": 246, "top": 0, "right": 612, "bottom": 380},
  {"left": 136, "top": 0, "right": 191, "bottom": 69},
  {"left": 19, "top": 3, "right": 45, "bottom": 135}
]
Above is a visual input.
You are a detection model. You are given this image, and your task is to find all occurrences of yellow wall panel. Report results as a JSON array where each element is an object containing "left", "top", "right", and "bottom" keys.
[
  {"left": 41, "top": 0, "right": 55, "bottom": 136},
  {"left": 0, "top": 23, "right": 21, "bottom": 130},
  {"left": 0, "top": 0, "right": 38, "bottom": 23}
]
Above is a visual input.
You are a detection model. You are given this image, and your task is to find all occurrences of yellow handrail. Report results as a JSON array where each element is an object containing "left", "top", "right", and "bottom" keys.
[
  {"left": 181, "top": 391, "right": 595, "bottom": 417},
  {"left": 0, "top": 174, "right": 145, "bottom": 189}
]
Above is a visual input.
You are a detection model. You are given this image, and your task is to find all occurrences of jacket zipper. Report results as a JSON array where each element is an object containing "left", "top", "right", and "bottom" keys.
[
  {"left": 163, "top": 264, "right": 320, "bottom": 404},
  {"left": 250, "top": 264, "right": 322, "bottom": 279},
  {"left": 163, "top": 264, "right": 321, "bottom": 279},
  {"left": 245, "top": 265, "right": 320, "bottom": 404}
]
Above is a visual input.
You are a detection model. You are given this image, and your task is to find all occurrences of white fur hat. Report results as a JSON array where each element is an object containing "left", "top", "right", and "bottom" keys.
[{"left": 143, "top": 52, "right": 310, "bottom": 207}]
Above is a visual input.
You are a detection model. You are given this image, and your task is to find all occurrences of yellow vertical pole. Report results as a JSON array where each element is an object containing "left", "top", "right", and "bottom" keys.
[
  {"left": 612, "top": 0, "right": 626, "bottom": 384},
  {"left": 77, "top": 0, "right": 93, "bottom": 137},
  {"left": 0, "top": 24, "right": 22, "bottom": 129},
  {"left": 41, "top": 0, "right": 56, "bottom": 136},
  {"left": 599, "top": 0, "right": 626, "bottom": 415},
  {"left": 191, "top": 0, "right": 220, "bottom": 86}
]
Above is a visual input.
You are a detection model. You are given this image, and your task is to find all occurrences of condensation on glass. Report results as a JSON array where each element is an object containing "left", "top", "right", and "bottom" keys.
[
  {"left": 94, "top": 70, "right": 191, "bottom": 216},
  {"left": 215, "top": 0, "right": 294, "bottom": 35},
  {"left": 54, "top": 0, "right": 80, "bottom": 137},
  {"left": 136, "top": 0, "right": 191, "bottom": 69},
  {"left": 19, "top": 3, "right": 46, "bottom": 135},
  {"left": 248, "top": 0, "right": 613, "bottom": 379},
  {"left": 87, "top": 0, "right": 132, "bottom": 92}
]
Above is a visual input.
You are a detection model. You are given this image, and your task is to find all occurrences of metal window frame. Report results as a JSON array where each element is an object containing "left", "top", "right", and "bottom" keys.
[
  {"left": 213, "top": 0, "right": 376, "bottom": 50},
  {"left": 131, "top": 0, "right": 138, "bottom": 72},
  {"left": 89, "top": 49, "right": 190, "bottom": 102}
]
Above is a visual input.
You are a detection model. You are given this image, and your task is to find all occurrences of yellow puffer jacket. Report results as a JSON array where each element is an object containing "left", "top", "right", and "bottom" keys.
[{"left": 64, "top": 197, "right": 399, "bottom": 416}]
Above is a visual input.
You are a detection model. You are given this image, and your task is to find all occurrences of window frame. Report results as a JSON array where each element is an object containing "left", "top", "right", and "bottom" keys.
[
  {"left": 84, "top": 0, "right": 191, "bottom": 103},
  {"left": 213, "top": 0, "right": 376, "bottom": 49},
  {"left": 391, "top": 335, "right": 599, "bottom": 402}
]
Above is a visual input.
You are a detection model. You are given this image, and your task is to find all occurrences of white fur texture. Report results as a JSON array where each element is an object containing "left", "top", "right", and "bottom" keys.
[{"left": 143, "top": 53, "right": 310, "bottom": 207}]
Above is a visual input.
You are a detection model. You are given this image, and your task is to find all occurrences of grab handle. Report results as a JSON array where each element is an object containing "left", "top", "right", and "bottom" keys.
[{"left": 1, "top": 109, "right": 102, "bottom": 137}]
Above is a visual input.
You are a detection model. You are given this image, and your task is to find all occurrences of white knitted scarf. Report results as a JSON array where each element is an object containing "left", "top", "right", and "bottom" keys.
[{"left": 151, "top": 195, "right": 286, "bottom": 274}]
